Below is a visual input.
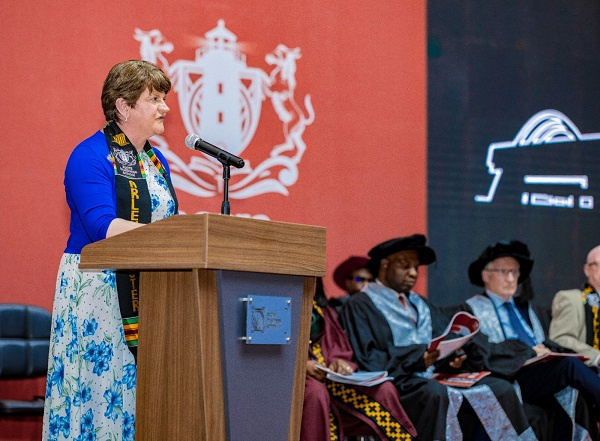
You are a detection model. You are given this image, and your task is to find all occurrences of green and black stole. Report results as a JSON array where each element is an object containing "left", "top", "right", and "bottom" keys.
[
  {"left": 583, "top": 283, "right": 600, "bottom": 350},
  {"left": 104, "top": 121, "right": 178, "bottom": 360}
]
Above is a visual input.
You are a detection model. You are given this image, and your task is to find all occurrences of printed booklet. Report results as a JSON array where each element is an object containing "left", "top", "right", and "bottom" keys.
[
  {"left": 433, "top": 371, "right": 491, "bottom": 388},
  {"left": 523, "top": 352, "right": 588, "bottom": 367},
  {"left": 428, "top": 311, "right": 480, "bottom": 359},
  {"left": 315, "top": 365, "right": 392, "bottom": 387}
]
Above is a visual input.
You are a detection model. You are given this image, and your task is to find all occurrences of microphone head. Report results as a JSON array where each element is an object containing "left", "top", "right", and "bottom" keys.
[{"left": 185, "top": 133, "right": 200, "bottom": 150}]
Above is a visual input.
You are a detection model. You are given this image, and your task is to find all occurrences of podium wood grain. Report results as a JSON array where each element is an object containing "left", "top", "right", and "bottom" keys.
[
  {"left": 135, "top": 269, "right": 226, "bottom": 440},
  {"left": 289, "top": 276, "right": 317, "bottom": 440},
  {"left": 80, "top": 213, "right": 326, "bottom": 276}
]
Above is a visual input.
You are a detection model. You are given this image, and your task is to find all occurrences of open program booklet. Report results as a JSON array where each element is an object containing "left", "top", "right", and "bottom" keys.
[
  {"left": 523, "top": 352, "right": 589, "bottom": 367},
  {"left": 427, "top": 311, "right": 480, "bottom": 359},
  {"left": 315, "top": 364, "right": 392, "bottom": 387}
]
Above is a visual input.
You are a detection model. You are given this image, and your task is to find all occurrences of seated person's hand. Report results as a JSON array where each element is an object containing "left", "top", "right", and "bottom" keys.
[
  {"left": 448, "top": 350, "right": 467, "bottom": 369},
  {"left": 532, "top": 344, "right": 551, "bottom": 356},
  {"left": 328, "top": 359, "right": 354, "bottom": 376},
  {"left": 424, "top": 349, "right": 440, "bottom": 368},
  {"left": 306, "top": 360, "right": 327, "bottom": 382}
]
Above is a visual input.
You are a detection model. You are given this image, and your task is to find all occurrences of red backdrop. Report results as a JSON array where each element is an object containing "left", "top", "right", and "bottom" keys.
[{"left": 0, "top": 1, "right": 425, "bottom": 438}]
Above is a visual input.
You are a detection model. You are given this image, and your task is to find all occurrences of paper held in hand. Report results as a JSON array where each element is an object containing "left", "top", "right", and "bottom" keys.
[
  {"left": 315, "top": 364, "right": 392, "bottom": 387},
  {"left": 427, "top": 312, "right": 480, "bottom": 359}
]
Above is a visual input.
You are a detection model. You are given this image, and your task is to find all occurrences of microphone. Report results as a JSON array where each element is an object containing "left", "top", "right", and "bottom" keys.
[{"left": 185, "top": 134, "right": 245, "bottom": 169}]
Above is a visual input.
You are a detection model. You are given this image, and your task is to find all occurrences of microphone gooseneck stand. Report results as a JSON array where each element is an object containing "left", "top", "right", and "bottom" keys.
[
  {"left": 221, "top": 162, "right": 231, "bottom": 215},
  {"left": 185, "top": 134, "right": 244, "bottom": 215},
  {"left": 216, "top": 151, "right": 244, "bottom": 215}
]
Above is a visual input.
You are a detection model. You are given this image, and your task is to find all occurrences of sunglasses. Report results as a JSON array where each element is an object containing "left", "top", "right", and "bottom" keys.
[{"left": 347, "top": 276, "right": 372, "bottom": 283}]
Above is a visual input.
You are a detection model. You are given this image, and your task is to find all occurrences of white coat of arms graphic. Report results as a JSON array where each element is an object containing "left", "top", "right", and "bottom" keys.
[{"left": 133, "top": 20, "right": 314, "bottom": 201}]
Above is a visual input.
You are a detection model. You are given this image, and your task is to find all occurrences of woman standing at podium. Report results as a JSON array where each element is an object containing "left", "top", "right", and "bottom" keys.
[{"left": 43, "top": 60, "right": 178, "bottom": 441}]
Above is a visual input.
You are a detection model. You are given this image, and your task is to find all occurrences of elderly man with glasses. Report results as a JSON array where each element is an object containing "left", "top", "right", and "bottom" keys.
[
  {"left": 463, "top": 240, "right": 600, "bottom": 440},
  {"left": 550, "top": 245, "right": 600, "bottom": 368}
]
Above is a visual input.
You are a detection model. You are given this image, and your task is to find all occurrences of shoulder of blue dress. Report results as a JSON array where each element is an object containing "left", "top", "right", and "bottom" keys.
[{"left": 67, "top": 131, "right": 112, "bottom": 168}]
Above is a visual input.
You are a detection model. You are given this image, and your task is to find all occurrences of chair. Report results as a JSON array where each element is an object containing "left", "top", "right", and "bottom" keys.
[{"left": 0, "top": 303, "right": 51, "bottom": 416}]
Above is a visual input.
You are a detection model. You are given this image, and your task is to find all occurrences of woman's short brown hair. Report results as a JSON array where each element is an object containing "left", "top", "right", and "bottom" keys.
[{"left": 101, "top": 60, "right": 171, "bottom": 123}]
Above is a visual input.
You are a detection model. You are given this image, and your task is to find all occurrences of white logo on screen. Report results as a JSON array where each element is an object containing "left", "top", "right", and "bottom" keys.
[
  {"left": 132, "top": 21, "right": 314, "bottom": 203},
  {"left": 474, "top": 109, "right": 600, "bottom": 210}
]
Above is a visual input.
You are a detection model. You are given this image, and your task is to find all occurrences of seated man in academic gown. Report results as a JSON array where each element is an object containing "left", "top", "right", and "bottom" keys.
[
  {"left": 463, "top": 240, "right": 600, "bottom": 440},
  {"left": 339, "top": 234, "right": 536, "bottom": 441},
  {"left": 301, "top": 278, "right": 416, "bottom": 441}
]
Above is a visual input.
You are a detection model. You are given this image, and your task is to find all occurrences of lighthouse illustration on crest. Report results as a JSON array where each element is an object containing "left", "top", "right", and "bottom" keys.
[
  {"left": 169, "top": 20, "right": 269, "bottom": 157},
  {"left": 134, "top": 21, "right": 314, "bottom": 202}
]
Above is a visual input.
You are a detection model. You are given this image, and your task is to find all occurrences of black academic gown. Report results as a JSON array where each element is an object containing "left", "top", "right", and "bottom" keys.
[{"left": 340, "top": 292, "right": 533, "bottom": 441}]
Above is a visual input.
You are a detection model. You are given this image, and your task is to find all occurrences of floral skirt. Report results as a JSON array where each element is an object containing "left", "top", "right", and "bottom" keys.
[{"left": 43, "top": 253, "right": 136, "bottom": 441}]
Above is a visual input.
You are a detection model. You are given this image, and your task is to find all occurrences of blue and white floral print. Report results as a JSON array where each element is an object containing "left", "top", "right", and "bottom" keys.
[
  {"left": 43, "top": 254, "right": 136, "bottom": 441},
  {"left": 122, "top": 364, "right": 136, "bottom": 391},
  {"left": 82, "top": 318, "right": 97, "bottom": 337},
  {"left": 43, "top": 155, "right": 175, "bottom": 440},
  {"left": 72, "top": 379, "right": 92, "bottom": 407},
  {"left": 122, "top": 411, "right": 135, "bottom": 441},
  {"left": 142, "top": 151, "right": 176, "bottom": 219},
  {"left": 151, "top": 194, "right": 160, "bottom": 212},
  {"left": 74, "top": 408, "right": 96, "bottom": 441},
  {"left": 103, "top": 381, "right": 123, "bottom": 422}
]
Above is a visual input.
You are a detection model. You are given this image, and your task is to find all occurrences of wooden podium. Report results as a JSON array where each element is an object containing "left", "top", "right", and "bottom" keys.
[{"left": 79, "top": 213, "right": 326, "bottom": 441}]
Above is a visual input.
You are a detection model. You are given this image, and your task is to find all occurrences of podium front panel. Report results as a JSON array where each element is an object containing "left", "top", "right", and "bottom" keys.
[
  {"left": 82, "top": 215, "right": 323, "bottom": 440},
  {"left": 218, "top": 270, "right": 305, "bottom": 441}
]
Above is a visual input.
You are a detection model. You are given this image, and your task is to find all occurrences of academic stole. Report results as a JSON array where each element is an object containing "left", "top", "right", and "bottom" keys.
[
  {"left": 104, "top": 121, "right": 178, "bottom": 359},
  {"left": 582, "top": 283, "right": 600, "bottom": 349},
  {"left": 311, "top": 304, "right": 411, "bottom": 441}
]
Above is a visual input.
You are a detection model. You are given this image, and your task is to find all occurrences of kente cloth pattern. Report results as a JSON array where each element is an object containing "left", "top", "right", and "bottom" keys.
[
  {"left": 43, "top": 145, "right": 176, "bottom": 441},
  {"left": 326, "top": 382, "right": 412, "bottom": 441},
  {"left": 312, "top": 342, "right": 412, "bottom": 440},
  {"left": 313, "top": 341, "right": 342, "bottom": 441},
  {"left": 122, "top": 317, "right": 139, "bottom": 347},
  {"left": 328, "top": 412, "right": 339, "bottom": 441},
  {"left": 582, "top": 284, "right": 600, "bottom": 349},
  {"left": 104, "top": 120, "right": 178, "bottom": 354}
]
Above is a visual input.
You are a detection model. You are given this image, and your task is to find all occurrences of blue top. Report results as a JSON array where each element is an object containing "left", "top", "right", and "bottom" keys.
[{"left": 64, "top": 130, "right": 172, "bottom": 254}]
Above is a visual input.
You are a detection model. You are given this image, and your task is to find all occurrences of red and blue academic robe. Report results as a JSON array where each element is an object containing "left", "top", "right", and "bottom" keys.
[{"left": 301, "top": 304, "right": 416, "bottom": 441}]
